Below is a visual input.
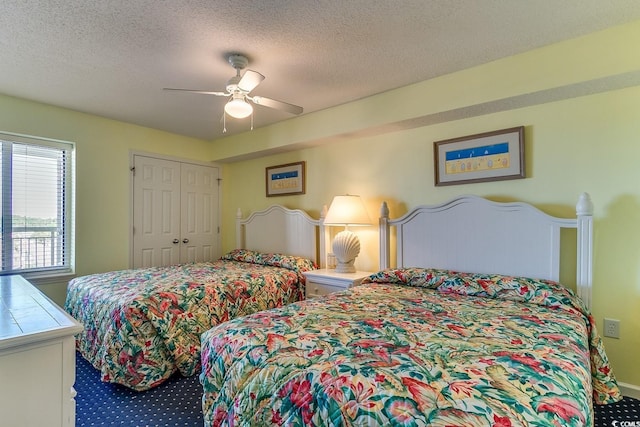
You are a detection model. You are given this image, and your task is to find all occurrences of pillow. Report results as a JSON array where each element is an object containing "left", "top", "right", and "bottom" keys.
[
  {"left": 363, "top": 267, "right": 586, "bottom": 314},
  {"left": 436, "top": 271, "right": 586, "bottom": 312},
  {"left": 221, "top": 249, "right": 317, "bottom": 274},
  {"left": 362, "top": 267, "right": 451, "bottom": 289}
]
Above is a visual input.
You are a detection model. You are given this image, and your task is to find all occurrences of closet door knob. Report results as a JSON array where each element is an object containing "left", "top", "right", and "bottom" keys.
[
  {"left": 182, "top": 238, "right": 189, "bottom": 244},
  {"left": 172, "top": 239, "right": 179, "bottom": 244}
]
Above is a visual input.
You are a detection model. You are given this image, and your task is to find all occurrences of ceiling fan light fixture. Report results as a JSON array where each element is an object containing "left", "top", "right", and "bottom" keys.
[
  {"left": 165, "top": 53, "right": 302, "bottom": 131},
  {"left": 224, "top": 95, "right": 253, "bottom": 119}
]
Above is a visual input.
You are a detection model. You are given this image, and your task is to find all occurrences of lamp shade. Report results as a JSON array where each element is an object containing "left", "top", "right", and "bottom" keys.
[
  {"left": 323, "top": 195, "right": 372, "bottom": 226},
  {"left": 225, "top": 95, "right": 253, "bottom": 118}
]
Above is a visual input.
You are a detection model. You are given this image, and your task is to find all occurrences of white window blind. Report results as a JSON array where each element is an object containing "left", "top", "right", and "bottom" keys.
[{"left": 0, "top": 132, "right": 74, "bottom": 276}]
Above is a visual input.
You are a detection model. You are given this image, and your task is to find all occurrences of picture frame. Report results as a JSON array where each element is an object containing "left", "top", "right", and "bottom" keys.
[
  {"left": 265, "top": 161, "right": 306, "bottom": 197},
  {"left": 434, "top": 126, "right": 525, "bottom": 186}
]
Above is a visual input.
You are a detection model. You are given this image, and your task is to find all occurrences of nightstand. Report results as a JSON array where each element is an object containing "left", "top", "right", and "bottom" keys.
[{"left": 303, "top": 269, "right": 374, "bottom": 299}]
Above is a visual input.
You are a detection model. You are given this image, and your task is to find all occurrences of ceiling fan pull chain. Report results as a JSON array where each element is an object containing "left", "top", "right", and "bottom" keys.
[
  {"left": 251, "top": 112, "right": 254, "bottom": 130},
  {"left": 223, "top": 112, "right": 227, "bottom": 133}
]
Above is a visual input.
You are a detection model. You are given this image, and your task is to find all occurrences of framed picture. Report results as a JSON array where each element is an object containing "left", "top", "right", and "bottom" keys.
[
  {"left": 266, "top": 161, "right": 306, "bottom": 197},
  {"left": 434, "top": 126, "right": 525, "bottom": 186}
]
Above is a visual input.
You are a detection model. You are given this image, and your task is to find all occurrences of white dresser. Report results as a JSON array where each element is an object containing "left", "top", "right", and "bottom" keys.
[{"left": 0, "top": 275, "right": 82, "bottom": 427}]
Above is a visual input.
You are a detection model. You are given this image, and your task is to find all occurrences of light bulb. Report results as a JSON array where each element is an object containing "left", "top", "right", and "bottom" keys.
[{"left": 224, "top": 97, "right": 253, "bottom": 118}]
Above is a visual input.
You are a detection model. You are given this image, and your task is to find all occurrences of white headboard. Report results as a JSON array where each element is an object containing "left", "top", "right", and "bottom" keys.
[
  {"left": 379, "top": 194, "right": 594, "bottom": 309},
  {"left": 236, "top": 205, "right": 324, "bottom": 266}
]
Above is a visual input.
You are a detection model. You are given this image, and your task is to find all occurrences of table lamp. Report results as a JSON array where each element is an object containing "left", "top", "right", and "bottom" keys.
[{"left": 323, "top": 195, "right": 372, "bottom": 273}]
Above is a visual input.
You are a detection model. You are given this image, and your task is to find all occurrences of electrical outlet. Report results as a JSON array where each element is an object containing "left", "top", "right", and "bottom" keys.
[{"left": 603, "top": 318, "right": 620, "bottom": 339}]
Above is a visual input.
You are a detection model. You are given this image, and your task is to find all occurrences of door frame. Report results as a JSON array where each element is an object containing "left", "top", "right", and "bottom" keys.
[{"left": 129, "top": 150, "right": 223, "bottom": 268}]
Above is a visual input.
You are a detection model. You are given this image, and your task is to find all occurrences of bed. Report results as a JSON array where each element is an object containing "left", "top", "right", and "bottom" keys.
[
  {"left": 65, "top": 205, "right": 322, "bottom": 391},
  {"left": 200, "top": 194, "right": 622, "bottom": 426}
]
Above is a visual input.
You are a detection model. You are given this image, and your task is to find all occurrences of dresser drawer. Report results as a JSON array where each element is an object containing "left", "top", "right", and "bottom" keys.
[
  {"left": 303, "top": 269, "right": 374, "bottom": 299},
  {"left": 306, "top": 281, "right": 347, "bottom": 298}
]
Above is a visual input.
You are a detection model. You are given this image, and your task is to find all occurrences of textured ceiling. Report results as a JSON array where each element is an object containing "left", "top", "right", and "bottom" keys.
[{"left": 1, "top": 1, "right": 639, "bottom": 140}]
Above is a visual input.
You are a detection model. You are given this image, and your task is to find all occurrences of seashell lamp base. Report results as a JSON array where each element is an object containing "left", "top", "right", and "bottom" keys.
[{"left": 332, "top": 230, "right": 360, "bottom": 273}]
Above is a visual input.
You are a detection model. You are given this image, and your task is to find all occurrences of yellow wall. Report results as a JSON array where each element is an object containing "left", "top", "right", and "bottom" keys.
[
  {"left": 213, "top": 21, "right": 640, "bottom": 388},
  {"left": 0, "top": 94, "right": 212, "bottom": 305}
]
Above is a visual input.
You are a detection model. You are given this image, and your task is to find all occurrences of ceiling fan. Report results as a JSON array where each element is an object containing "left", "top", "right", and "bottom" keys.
[{"left": 164, "top": 54, "right": 303, "bottom": 123}]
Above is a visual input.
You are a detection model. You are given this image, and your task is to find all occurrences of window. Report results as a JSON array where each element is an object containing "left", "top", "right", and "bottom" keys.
[{"left": 0, "top": 132, "right": 74, "bottom": 277}]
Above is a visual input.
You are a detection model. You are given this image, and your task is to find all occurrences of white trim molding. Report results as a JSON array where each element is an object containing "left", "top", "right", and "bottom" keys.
[{"left": 619, "top": 382, "right": 640, "bottom": 400}]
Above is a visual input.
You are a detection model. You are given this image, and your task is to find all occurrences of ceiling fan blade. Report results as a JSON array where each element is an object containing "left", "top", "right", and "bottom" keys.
[
  {"left": 237, "top": 70, "right": 265, "bottom": 93},
  {"left": 163, "top": 88, "right": 228, "bottom": 96},
  {"left": 251, "top": 96, "right": 303, "bottom": 115}
]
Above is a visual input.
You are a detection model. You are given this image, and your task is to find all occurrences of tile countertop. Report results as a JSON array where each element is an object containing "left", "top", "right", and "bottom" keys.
[{"left": 0, "top": 275, "right": 82, "bottom": 351}]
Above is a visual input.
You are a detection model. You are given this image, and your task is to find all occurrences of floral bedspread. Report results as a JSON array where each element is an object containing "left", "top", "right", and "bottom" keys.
[
  {"left": 65, "top": 249, "right": 316, "bottom": 391},
  {"left": 200, "top": 268, "right": 621, "bottom": 426}
]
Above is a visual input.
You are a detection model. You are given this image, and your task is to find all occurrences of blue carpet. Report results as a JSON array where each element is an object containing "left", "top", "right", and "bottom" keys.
[
  {"left": 594, "top": 394, "right": 640, "bottom": 425},
  {"left": 75, "top": 353, "right": 203, "bottom": 426},
  {"left": 75, "top": 351, "right": 639, "bottom": 426}
]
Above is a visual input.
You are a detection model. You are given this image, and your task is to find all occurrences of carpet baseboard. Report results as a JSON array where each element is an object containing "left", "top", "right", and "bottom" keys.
[{"left": 619, "top": 382, "right": 640, "bottom": 400}]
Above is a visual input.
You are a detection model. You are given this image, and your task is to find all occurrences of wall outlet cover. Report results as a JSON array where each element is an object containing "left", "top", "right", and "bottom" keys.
[{"left": 603, "top": 318, "right": 620, "bottom": 339}]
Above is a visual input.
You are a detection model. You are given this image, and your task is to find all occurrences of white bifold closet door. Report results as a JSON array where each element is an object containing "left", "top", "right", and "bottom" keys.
[{"left": 132, "top": 154, "right": 220, "bottom": 268}]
